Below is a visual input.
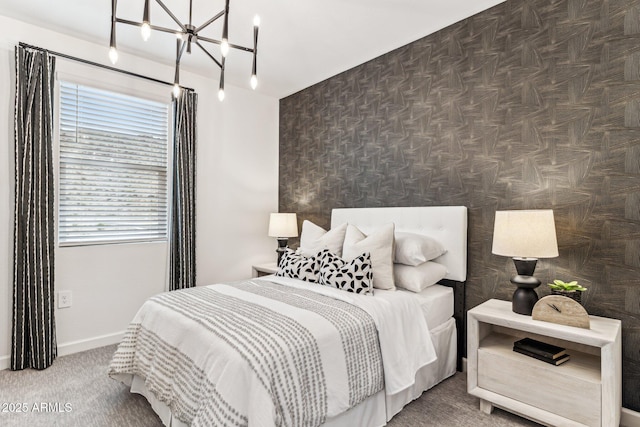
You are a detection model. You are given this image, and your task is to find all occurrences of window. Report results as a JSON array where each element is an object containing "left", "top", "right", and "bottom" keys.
[{"left": 58, "top": 81, "right": 171, "bottom": 246}]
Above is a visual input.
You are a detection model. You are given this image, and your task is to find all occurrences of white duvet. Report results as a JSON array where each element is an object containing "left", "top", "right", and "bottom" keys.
[
  {"left": 264, "top": 276, "right": 436, "bottom": 395},
  {"left": 109, "top": 276, "right": 436, "bottom": 427}
]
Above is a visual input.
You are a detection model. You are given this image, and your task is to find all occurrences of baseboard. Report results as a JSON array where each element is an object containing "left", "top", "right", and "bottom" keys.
[
  {"left": 57, "top": 331, "right": 124, "bottom": 357},
  {"left": 622, "top": 407, "right": 640, "bottom": 427},
  {"left": 0, "top": 331, "right": 124, "bottom": 371},
  {"left": 0, "top": 355, "right": 9, "bottom": 371}
]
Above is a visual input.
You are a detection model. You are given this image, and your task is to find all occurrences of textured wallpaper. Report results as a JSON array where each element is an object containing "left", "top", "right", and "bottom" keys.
[{"left": 279, "top": 0, "right": 640, "bottom": 411}]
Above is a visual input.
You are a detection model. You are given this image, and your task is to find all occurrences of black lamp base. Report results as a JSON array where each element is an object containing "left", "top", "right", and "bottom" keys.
[
  {"left": 275, "top": 238, "right": 288, "bottom": 266},
  {"left": 510, "top": 258, "right": 541, "bottom": 315}
]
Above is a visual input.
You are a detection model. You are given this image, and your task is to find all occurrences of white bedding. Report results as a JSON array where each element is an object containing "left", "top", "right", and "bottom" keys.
[
  {"left": 263, "top": 276, "right": 436, "bottom": 394},
  {"left": 400, "top": 284, "right": 454, "bottom": 330},
  {"left": 128, "top": 318, "right": 457, "bottom": 427},
  {"left": 110, "top": 276, "right": 435, "bottom": 426},
  {"left": 273, "top": 276, "right": 454, "bottom": 332}
]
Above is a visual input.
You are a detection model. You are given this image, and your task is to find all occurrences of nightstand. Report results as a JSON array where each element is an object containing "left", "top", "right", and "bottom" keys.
[
  {"left": 467, "top": 299, "right": 621, "bottom": 427},
  {"left": 252, "top": 262, "right": 278, "bottom": 278}
]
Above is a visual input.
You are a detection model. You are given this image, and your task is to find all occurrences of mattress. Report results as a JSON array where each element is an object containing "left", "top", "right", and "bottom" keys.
[{"left": 398, "top": 284, "right": 454, "bottom": 330}]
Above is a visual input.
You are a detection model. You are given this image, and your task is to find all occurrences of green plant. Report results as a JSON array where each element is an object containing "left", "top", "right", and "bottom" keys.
[{"left": 548, "top": 279, "right": 587, "bottom": 292}]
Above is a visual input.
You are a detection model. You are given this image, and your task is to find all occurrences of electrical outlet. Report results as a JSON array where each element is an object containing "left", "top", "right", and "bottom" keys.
[{"left": 58, "top": 290, "right": 72, "bottom": 308}]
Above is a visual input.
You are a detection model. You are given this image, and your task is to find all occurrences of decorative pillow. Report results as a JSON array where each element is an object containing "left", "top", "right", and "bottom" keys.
[
  {"left": 342, "top": 223, "right": 395, "bottom": 290},
  {"left": 394, "top": 232, "right": 446, "bottom": 266},
  {"left": 394, "top": 261, "right": 448, "bottom": 293},
  {"left": 298, "top": 221, "right": 348, "bottom": 257},
  {"left": 318, "top": 250, "right": 373, "bottom": 295},
  {"left": 276, "top": 249, "right": 320, "bottom": 282}
]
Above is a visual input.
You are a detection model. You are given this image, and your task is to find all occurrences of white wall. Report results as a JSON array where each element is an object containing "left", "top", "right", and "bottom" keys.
[{"left": 0, "top": 14, "right": 279, "bottom": 369}]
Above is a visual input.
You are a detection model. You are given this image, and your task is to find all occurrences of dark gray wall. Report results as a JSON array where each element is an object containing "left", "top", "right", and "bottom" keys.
[{"left": 279, "top": 0, "right": 640, "bottom": 410}]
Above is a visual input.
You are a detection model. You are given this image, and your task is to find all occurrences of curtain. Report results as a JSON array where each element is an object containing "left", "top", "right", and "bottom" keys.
[
  {"left": 12, "top": 45, "right": 57, "bottom": 370},
  {"left": 169, "top": 90, "right": 198, "bottom": 291}
]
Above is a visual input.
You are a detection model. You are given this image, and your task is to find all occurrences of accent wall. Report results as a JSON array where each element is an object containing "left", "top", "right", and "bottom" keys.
[{"left": 279, "top": 0, "right": 640, "bottom": 411}]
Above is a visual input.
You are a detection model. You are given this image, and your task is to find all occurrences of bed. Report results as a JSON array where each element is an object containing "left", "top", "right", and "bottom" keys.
[{"left": 109, "top": 206, "right": 468, "bottom": 427}]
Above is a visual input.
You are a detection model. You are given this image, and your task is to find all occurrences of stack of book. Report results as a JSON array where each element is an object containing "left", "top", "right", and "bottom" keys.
[{"left": 513, "top": 337, "right": 570, "bottom": 365}]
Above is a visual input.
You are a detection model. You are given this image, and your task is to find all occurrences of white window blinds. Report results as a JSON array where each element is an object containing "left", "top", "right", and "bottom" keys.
[{"left": 58, "top": 81, "right": 171, "bottom": 246}]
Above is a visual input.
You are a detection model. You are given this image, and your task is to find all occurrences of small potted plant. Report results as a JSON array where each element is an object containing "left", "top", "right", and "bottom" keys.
[{"left": 547, "top": 279, "right": 587, "bottom": 304}]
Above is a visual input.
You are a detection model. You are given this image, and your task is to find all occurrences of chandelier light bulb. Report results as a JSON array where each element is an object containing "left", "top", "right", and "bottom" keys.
[
  {"left": 250, "top": 74, "right": 258, "bottom": 90},
  {"left": 141, "top": 23, "right": 151, "bottom": 41},
  {"left": 221, "top": 39, "right": 229, "bottom": 57},
  {"left": 253, "top": 15, "right": 260, "bottom": 27},
  {"left": 108, "top": 47, "right": 118, "bottom": 64},
  {"left": 218, "top": 88, "right": 225, "bottom": 101},
  {"left": 173, "top": 84, "right": 181, "bottom": 98}
]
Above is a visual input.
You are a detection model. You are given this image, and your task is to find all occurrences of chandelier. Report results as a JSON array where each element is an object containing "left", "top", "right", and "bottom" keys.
[{"left": 109, "top": 0, "right": 259, "bottom": 101}]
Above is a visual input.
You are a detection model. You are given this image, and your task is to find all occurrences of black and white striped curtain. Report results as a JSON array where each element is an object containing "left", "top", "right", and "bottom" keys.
[
  {"left": 12, "top": 45, "right": 57, "bottom": 370},
  {"left": 169, "top": 90, "right": 197, "bottom": 291}
]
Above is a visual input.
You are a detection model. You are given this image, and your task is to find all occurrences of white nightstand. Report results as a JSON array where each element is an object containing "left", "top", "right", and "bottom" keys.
[
  {"left": 252, "top": 262, "right": 278, "bottom": 278},
  {"left": 467, "top": 299, "right": 621, "bottom": 427}
]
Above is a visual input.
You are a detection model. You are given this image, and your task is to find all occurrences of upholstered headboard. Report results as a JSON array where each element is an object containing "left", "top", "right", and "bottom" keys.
[
  {"left": 331, "top": 206, "right": 468, "bottom": 282},
  {"left": 331, "top": 206, "right": 469, "bottom": 371}
]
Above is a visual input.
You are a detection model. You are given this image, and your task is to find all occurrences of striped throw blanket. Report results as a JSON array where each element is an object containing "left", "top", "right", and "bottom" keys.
[{"left": 109, "top": 279, "right": 385, "bottom": 427}]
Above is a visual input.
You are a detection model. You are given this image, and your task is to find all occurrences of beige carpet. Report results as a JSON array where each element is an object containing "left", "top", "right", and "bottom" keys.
[{"left": 0, "top": 345, "right": 540, "bottom": 426}]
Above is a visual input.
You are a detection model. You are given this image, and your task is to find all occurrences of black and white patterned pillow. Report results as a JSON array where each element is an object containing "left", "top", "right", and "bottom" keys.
[
  {"left": 276, "top": 249, "right": 320, "bottom": 282},
  {"left": 318, "top": 249, "right": 373, "bottom": 295}
]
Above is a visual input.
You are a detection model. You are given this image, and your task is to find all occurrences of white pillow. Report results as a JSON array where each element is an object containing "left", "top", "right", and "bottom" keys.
[
  {"left": 342, "top": 223, "right": 395, "bottom": 290},
  {"left": 394, "top": 232, "right": 446, "bottom": 266},
  {"left": 394, "top": 261, "right": 448, "bottom": 293},
  {"left": 298, "top": 221, "right": 348, "bottom": 257}
]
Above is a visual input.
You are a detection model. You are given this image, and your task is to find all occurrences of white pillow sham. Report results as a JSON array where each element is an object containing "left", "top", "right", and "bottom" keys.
[
  {"left": 394, "top": 261, "right": 448, "bottom": 293},
  {"left": 394, "top": 232, "right": 446, "bottom": 266},
  {"left": 342, "top": 223, "right": 395, "bottom": 290},
  {"left": 298, "top": 221, "right": 348, "bottom": 257}
]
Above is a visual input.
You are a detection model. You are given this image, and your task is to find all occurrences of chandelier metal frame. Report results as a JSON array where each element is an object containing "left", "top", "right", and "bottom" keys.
[{"left": 109, "top": 0, "right": 259, "bottom": 100}]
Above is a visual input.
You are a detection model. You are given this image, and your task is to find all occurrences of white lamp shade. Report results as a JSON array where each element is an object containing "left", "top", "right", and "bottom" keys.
[
  {"left": 492, "top": 210, "right": 559, "bottom": 258},
  {"left": 268, "top": 213, "right": 298, "bottom": 238}
]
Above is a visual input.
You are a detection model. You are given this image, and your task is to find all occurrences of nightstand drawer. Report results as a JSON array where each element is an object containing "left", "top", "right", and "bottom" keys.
[{"left": 478, "top": 334, "right": 601, "bottom": 427}]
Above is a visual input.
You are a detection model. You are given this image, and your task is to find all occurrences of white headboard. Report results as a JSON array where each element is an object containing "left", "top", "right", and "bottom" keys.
[{"left": 331, "top": 206, "right": 468, "bottom": 282}]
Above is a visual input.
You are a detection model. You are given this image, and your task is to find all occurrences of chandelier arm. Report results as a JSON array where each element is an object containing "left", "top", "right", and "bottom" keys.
[
  {"left": 111, "top": 0, "right": 117, "bottom": 23},
  {"left": 194, "top": 11, "right": 225, "bottom": 34},
  {"left": 174, "top": 39, "right": 181, "bottom": 85},
  {"left": 252, "top": 25, "right": 258, "bottom": 76},
  {"left": 177, "top": 38, "right": 187, "bottom": 63},
  {"left": 110, "top": 0, "right": 117, "bottom": 50},
  {"left": 115, "top": 18, "right": 180, "bottom": 37},
  {"left": 220, "top": 56, "right": 225, "bottom": 92},
  {"left": 196, "top": 35, "right": 254, "bottom": 54},
  {"left": 221, "top": 0, "right": 229, "bottom": 41},
  {"left": 143, "top": 0, "right": 150, "bottom": 24},
  {"left": 194, "top": 41, "right": 223, "bottom": 69},
  {"left": 153, "top": 0, "right": 187, "bottom": 32},
  {"left": 254, "top": 25, "right": 259, "bottom": 50}
]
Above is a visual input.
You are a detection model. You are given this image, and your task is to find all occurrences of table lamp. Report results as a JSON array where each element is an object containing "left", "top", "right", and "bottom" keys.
[
  {"left": 268, "top": 213, "right": 298, "bottom": 265},
  {"left": 492, "top": 210, "right": 559, "bottom": 315}
]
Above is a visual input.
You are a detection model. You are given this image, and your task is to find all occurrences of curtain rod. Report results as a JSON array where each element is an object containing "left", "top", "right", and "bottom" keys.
[{"left": 18, "top": 42, "right": 194, "bottom": 92}]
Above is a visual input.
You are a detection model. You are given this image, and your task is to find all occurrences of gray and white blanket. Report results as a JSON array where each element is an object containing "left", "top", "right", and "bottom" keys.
[{"left": 109, "top": 276, "right": 435, "bottom": 427}]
